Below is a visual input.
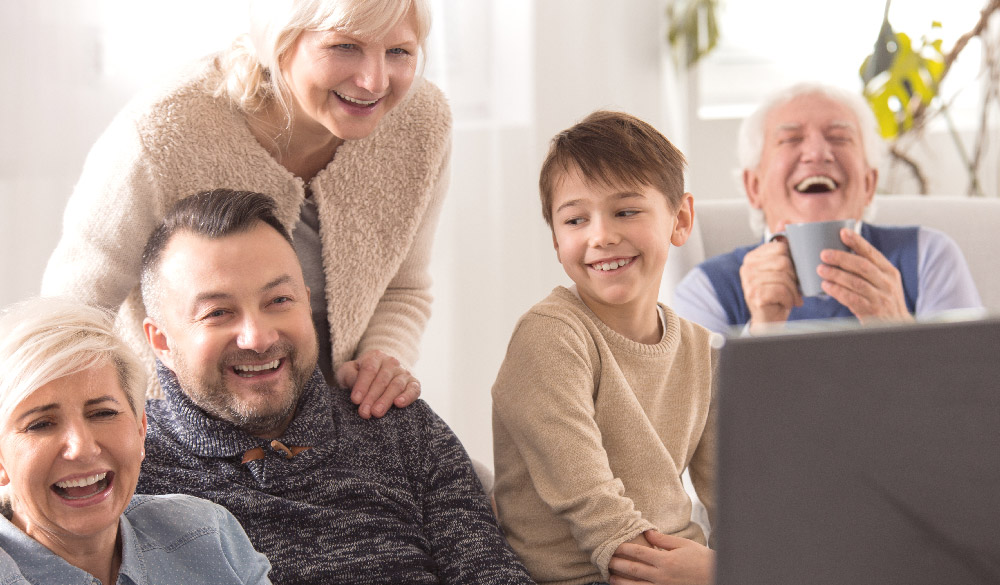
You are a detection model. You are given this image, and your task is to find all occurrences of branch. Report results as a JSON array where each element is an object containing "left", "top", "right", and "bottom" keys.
[
  {"left": 941, "top": 0, "right": 1000, "bottom": 79},
  {"left": 913, "top": 0, "right": 1000, "bottom": 121},
  {"left": 889, "top": 144, "right": 929, "bottom": 194}
]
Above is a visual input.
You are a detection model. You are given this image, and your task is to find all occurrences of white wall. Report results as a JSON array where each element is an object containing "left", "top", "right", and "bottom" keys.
[
  {"left": 2, "top": 1, "right": 996, "bottom": 469},
  {"left": 0, "top": 0, "right": 248, "bottom": 309},
  {"left": 417, "top": 0, "right": 674, "bottom": 464}
]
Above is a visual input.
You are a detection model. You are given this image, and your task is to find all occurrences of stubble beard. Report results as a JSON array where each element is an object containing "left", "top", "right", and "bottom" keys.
[{"left": 172, "top": 340, "right": 316, "bottom": 436}]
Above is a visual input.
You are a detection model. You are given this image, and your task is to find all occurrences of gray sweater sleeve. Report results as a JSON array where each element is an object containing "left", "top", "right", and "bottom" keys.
[{"left": 416, "top": 404, "right": 535, "bottom": 584}]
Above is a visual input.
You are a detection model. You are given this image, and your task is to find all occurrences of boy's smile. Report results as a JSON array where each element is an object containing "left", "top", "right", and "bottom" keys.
[
  {"left": 589, "top": 256, "right": 634, "bottom": 272},
  {"left": 550, "top": 167, "right": 692, "bottom": 342}
]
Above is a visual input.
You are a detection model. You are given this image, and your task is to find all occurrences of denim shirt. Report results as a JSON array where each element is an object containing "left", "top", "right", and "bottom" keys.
[{"left": 0, "top": 494, "right": 271, "bottom": 585}]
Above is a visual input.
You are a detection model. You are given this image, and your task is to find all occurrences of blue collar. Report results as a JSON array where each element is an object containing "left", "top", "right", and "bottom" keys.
[{"left": 0, "top": 508, "right": 146, "bottom": 585}]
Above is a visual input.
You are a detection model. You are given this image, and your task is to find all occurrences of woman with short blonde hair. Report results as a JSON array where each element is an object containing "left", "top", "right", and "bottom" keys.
[{"left": 0, "top": 297, "right": 271, "bottom": 584}]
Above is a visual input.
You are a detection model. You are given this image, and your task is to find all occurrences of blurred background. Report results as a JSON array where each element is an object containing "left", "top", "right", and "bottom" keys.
[{"left": 2, "top": 0, "right": 997, "bottom": 464}]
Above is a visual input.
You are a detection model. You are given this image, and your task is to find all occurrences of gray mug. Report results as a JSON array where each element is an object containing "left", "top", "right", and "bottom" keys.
[{"left": 772, "top": 219, "right": 858, "bottom": 298}]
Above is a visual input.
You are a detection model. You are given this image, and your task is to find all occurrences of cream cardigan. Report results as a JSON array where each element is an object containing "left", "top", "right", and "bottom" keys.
[
  {"left": 492, "top": 287, "right": 717, "bottom": 585},
  {"left": 42, "top": 57, "right": 452, "bottom": 397}
]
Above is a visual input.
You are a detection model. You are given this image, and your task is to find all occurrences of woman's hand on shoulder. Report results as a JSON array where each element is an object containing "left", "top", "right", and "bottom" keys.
[
  {"left": 608, "top": 530, "right": 715, "bottom": 585},
  {"left": 335, "top": 349, "right": 421, "bottom": 419}
]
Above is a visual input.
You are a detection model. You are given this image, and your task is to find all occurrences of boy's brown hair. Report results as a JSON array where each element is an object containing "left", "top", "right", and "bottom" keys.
[{"left": 538, "top": 110, "right": 687, "bottom": 227}]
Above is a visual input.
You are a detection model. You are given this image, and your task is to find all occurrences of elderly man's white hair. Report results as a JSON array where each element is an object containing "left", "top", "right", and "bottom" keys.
[{"left": 737, "top": 82, "right": 883, "bottom": 234}]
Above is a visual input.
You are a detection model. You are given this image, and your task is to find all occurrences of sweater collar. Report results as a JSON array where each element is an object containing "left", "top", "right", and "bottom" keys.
[{"left": 154, "top": 361, "right": 335, "bottom": 458}]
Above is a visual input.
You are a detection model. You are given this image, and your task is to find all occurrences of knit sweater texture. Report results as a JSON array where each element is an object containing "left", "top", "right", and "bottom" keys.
[
  {"left": 492, "top": 287, "right": 717, "bottom": 585},
  {"left": 138, "top": 363, "right": 534, "bottom": 585},
  {"left": 41, "top": 56, "right": 452, "bottom": 397}
]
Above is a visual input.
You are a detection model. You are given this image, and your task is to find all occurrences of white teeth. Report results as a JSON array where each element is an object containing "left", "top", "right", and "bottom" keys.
[
  {"left": 795, "top": 176, "right": 837, "bottom": 192},
  {"left": 334, "top": 91, "right": 378, "bottom": 106},
  {"left": 55, "top": 472, "right": 106, "bottom": 489},
  {"left": 593, "top": 258, "right": 630, "bottom": 271},
  {"left": 234, "top": 360, "right": 280, "bottom": 373}
]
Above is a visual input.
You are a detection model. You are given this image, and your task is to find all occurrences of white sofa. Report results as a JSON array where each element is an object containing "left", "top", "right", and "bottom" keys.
[{"left": 662, "top": 195, "right": 1000, "bottom": 313}]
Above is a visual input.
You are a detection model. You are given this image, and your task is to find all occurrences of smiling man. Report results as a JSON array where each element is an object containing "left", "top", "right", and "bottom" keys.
[
  {"left": 135, "top": 189, "right": 533, "bottom": 585},
  {"left": 673, "top": 83, "right": 982, "bottom": 334}
]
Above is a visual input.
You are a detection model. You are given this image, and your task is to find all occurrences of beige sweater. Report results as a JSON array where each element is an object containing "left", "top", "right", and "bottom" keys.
[
  {"left": 492, "top": 287, "right": 717, "bottom": 585},
  {"left": 42, "top": 57, "right": 452, "bottom": 397}
]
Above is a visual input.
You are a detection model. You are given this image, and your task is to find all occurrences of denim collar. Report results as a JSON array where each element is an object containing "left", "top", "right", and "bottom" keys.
[{"left": 0, "top": 505, "right": 146, "bottom": 585}]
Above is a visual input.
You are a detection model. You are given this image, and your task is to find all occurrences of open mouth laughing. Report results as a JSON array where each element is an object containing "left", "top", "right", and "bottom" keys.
[
  {"left": 53, "top": 471, "right": 113, "bottom": 501},
  {"left": 233, "top": 359, "right": 282, "bottom": 378},
  {"left": 794, "top": 175, "right": 838, "bottom": 194}
]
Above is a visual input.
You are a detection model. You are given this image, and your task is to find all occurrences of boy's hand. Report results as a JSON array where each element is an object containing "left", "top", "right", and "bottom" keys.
[
  {"left": 335, "top": 349, "right": 421, "bottom": 419},
  {"left": 609, "top": 530, "right": 715, "bottom": 585}
]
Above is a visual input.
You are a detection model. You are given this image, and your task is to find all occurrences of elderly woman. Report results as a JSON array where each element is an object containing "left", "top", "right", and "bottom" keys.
[
  {"left": 0, "top": 297, "right": 271, "bottom": 585},
  {"left": 42, "top": 0, "right": 448, "bottom": 418}
]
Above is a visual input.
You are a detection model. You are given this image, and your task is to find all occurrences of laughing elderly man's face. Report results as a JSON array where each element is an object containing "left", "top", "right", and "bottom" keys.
[{"left": 743, "top": 92, "right": 878, "bottom": 233}]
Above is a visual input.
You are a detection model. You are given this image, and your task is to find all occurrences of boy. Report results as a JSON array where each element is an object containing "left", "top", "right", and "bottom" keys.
[{"left": 492, "top": 111, "right": 717, "bottom": 585}]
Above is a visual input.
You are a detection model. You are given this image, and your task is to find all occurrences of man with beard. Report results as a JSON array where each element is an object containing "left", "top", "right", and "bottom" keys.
[
  {"left": 136, "top": 189, "right": 533, "bottom": 585},
  {"left": 673, "top": 82, "right": 981, "bottom": 334}
]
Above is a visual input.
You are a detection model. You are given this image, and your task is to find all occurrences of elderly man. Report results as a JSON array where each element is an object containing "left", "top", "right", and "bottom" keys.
[
  {"left": 135, "top": 189, "right": 533, "bottom": 585},
  {"left": 673, "top": 83, "right": 982, "bottom": 334}
]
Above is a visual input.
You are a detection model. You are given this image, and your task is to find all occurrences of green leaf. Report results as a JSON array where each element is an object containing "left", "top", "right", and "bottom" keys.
[{"left": 666, "top": 0, "right": 720, "bottom": 68}]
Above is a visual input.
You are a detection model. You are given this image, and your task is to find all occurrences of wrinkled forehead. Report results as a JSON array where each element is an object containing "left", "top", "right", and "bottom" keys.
[
  {"left": 766, "top": 93, "right": 861, "bottom": 134},
  {"left": 159, "top": 226, "right": 303, "bottom": 302}
]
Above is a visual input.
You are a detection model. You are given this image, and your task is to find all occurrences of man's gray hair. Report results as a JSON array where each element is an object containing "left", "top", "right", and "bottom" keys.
[
  {"left": 738, "top": 82, "right": 883, "bottom": 234},
  {"left": 140, "top": 189, "right": 293, "bottom": 321},
  {"left": 738, "top": 82, "right": 883, "bottom": 172}
]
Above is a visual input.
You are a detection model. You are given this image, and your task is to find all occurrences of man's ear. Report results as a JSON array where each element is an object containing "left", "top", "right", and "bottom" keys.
[
  {"left": 864, "top": 167, "right": 878, "bottom": 205},
  {"left": 143, "top": 317, "right": 175, "bottom": 371},
  {"left": 670, "top": 193, "right": 696, "bottom": 247},
  {"left": 551, "top": 230, "right": 561, "bottom": 263},
  {"left": 0, "top": 457, "right": 9, "bottom": 487},
  {"left": 743, "top": 168, "right": 764, "bottom": 210}
]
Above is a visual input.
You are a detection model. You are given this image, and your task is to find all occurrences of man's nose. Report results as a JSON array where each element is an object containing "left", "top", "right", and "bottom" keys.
[
  {"left": 800, "top": 132, "right": 834, "bottom": 163},
  {"left": 236, "top": 315, "right": 279, "bottom": 353},
  {"left": 356, "top": 52, "right": 389, "bottom": 95}
]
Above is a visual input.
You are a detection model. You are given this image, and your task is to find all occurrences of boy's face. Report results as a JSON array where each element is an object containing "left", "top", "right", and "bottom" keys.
[{"left": 550, "top": 167, "right": 693, "bottom": 323}]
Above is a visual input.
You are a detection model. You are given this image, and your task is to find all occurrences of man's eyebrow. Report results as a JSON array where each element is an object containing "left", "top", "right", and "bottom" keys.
[
  {"left": 827, "top": 120, "right": 856, "bottom": 131},
  {"left": 775, "top": 123, "right": 802, "bottom": 132},
  {"left": 193, "top": 291, "right": 232, "bottom": 305},
  {"left": 261, "top": 275, "right": 293, "bottom": 293},
  {"left": 191, "top": 275, "right": 294, "bottom": 307}
]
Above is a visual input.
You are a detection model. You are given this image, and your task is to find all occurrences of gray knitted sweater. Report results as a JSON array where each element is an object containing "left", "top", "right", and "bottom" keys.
[{"left": 137, "top": 364, "right": 533, "bottom": 585}]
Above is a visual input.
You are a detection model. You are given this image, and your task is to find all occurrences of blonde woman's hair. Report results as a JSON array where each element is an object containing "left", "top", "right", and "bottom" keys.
[
  {"left": 0, "top": 297, "right": 146, "bottom": 427},
  {"left": 215, "top": 0, "right": 431, "bottom": 119}
]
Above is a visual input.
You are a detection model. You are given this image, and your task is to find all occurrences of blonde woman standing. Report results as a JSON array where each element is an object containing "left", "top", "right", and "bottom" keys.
[{"left": 43, "top": 0, "right": 449, "bottom": 417}]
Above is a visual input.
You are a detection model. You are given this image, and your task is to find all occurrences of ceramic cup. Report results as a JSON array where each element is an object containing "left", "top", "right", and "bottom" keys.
[{"left": 772, "top": 219, "right": 858, "bottom": 298}]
